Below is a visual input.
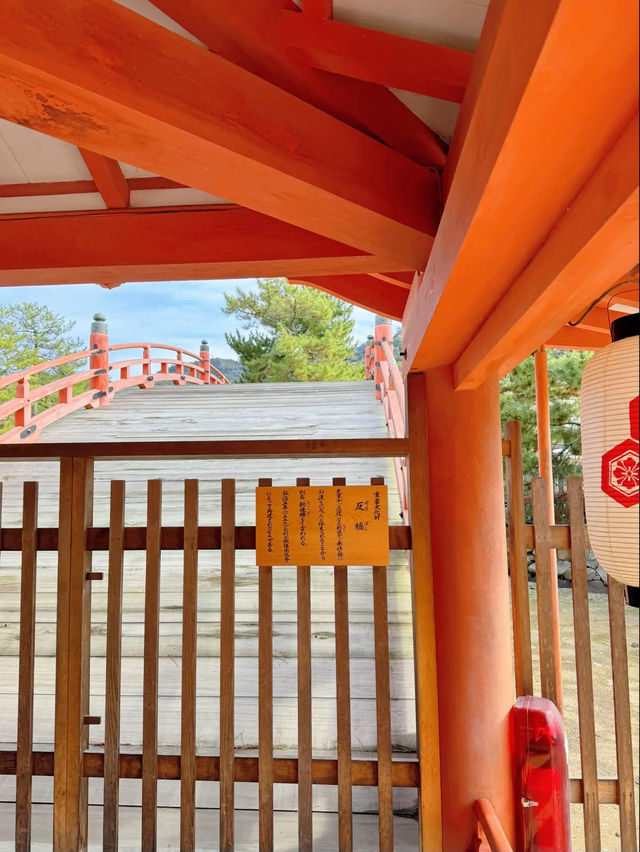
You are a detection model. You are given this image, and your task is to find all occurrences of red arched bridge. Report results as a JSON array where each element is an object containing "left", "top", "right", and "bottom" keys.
[{"left": 0, "top": 314, "right": 229, "bottom": 444}]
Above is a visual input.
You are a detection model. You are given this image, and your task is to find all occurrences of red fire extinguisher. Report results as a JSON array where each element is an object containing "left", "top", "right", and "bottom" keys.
[{"left": 513, "top": 696, "right": 571, "bottom": 851}]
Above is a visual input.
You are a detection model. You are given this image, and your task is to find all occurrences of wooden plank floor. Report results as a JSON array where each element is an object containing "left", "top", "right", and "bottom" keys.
[{"left": 0, "top": 382, "right": 418, "bottom": 843}]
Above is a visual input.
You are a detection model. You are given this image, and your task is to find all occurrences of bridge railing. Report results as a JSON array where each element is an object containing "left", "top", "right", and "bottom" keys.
[
  {"left": 0, "top": 314, "right": 229, "bottom": 443},
  {"left": 365, "top": 318, "right": 408, "bottom": 523}
]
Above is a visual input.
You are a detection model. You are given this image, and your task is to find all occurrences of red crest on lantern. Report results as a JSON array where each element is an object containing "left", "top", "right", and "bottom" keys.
[{"left": 601, "top": 396, "right": 640, "bottom": 508}]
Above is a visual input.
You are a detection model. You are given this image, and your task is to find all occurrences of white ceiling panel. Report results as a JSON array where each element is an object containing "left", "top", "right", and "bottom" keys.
[
  {"left": 0, "top": 193, "right": 105, "bottom": 215},
  {"left": 334, "top": 0, "right": 488, "bottom": 51},
  {"left": 392, "top": 90, "right": 461, "bottom": 143},
  {"left": 0, "top": 120, "right": 91, "bottom": 184},
  {"left": 130, "top": 188, "right": 230, "bottom": 207}
]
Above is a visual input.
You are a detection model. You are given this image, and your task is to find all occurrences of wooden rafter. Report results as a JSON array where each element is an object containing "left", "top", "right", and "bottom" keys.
[
  {"left": 301, "top": 0, "right": 332, "bottom": 17},
  {"left": 0, "top": 206, "right": 407, "bottom": 286},
  {"left": 402, "top": 0, "right": 639, "bottom": 375},
  {"left": 454, "top": 114, "right": 639, "bottom": 385},
  {"left": 0, "top": 0, "right": 438, "bottom": 269},
  {"left": 78, "top": 149, "right": 129, "bottom": 208},
  {"left": 290, "top": 274, "right": 408, "bottom": 321},
  {"left": 282, "top": 12, "right": 473, "bottom": 103},
  {"left": 149, "top": 0, "right": 446, "bottom": 167},
  {"left": 0, "top": 176, "right": 185, "bottom": 198}
]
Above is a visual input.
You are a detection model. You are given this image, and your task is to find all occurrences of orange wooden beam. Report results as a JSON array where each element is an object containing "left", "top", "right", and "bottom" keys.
[
  {"left": 78, "top": 149, "right": 129, "bottom": 209},
  {"left": 301, "top": 0, "right": 332, "bottom": 17},
  {"left": 454, "top": 113, "right": 639, "bottom": 386},
  {"left": 0, "top": 206, "right": 404, "bottom": 286},
  {"left": 282, "top": 11, "right": 473, "bottom": 103},
  {"left": 0, "top": 176, "right": 184, "bottom": 198},
  {"left": 402, "top": 0, "right": 639, "bottom": 375},
  {"left": 149, "top": 0, "right": 446, "bottom": 167},
  {"left": 545, "top": 326, "right": 610, "bottom": 351},
  {"left": 0, "top": 0, "right": 438, "bottom": 270},
  {"left": 290, "top": 274, "right": 408, "bottom": 320}
]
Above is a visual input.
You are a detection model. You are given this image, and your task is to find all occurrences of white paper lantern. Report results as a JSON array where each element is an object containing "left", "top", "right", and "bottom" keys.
[{"left": 580, "top": 322, "right": 639, "bottom": 586}]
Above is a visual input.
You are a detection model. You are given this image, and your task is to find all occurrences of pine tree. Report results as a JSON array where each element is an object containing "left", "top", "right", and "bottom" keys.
[
  {"left": 223, "top": 279, "right": 364, "bottom": 382},
  {"left": 0, "top": 303, "right": 85, "bottom": 432}
]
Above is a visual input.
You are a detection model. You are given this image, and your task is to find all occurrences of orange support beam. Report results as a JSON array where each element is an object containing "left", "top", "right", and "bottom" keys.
[
  {"left": 545, "top": 326, "right": 610, "bottom": 351},
  {"left": 402, "top": 0, "right": 639, "bottom": 374},
  {"left": 533, "top": 346, "right": 563, "bottom": 713},
  {"left": 290, "top": 274, "right": 408, "bottom": 321},
  {"left": 420, "top": 367, "right": 515, "bottom": 850},
  {"left": 0, "top": 0, "right": 439, "bottom": 269},
  {"left": 301, "top": 0, "right": 332, "bottom": 17},
  {"left": 282, "top": 12, "right": 473, "bottom": 103},
  {"left": 78, "top": 149, "right": 130, "bottom": 209},
  {"left": 454, "top": 114, "right": 639, "bottom": 387},
  {"left": 149, "top": 0, "right": 446, "bottom": 167},
  {"left": 0, "top": 206, "right": 412, "bottom": 287}
]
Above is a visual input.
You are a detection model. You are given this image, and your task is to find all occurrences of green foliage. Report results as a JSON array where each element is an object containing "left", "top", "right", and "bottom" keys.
[
  {"left": 223, "top": 279, "right": 364, "bottom": 382},
  {"left": 500, "top": 349, "right": 592, "bottom": 489},
  {"left": 0, "top": 303, "right": 85, "bottom": 433}
]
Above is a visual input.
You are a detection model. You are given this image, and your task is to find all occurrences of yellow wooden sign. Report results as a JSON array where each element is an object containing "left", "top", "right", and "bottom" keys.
[{"left": 256, "top": 485, "right": 389, "bottom": 566}]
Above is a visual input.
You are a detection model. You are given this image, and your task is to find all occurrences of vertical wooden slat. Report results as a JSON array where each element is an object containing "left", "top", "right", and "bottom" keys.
[
  {"left": 371, "top": 476, "right": 393, "bottom": 852},
  {"left": 142, "top": 480, "right": 162, "bottom": 852},
  {"left": 220, "top": 479, "right": 236, "bottom": 852},
  {"left": 504, "top": 421, "right": 533, "bottom": 696},
  {"left": 180, "top": 480, "right": 199, "bottom": 852},
  {"left": 15, "top": 482, "right": 38, "bottom": 852},
  {"left": 567, "top": 479, "right": 601, "bottom": 852},
  {"left": 257, "top": 478, "right": 274, "bottom": 852},
  {"left": 531, "top": 478, "right": 561, "bottom": 708},
  {"left": 296, "top": 477, "right": 313, "bottom": 852},
  {"left": 608, "top": 577, "right": 638, "bottom": 852},
  {"left": 103, "top": 481, "right": 126, "bottom": 852},
  {"left": 404, "top": 372, "right": 441, "bottom": 851},
  {"left": 333, "top": 475, "right": 353, "bottom": 852},
  {"left": 53, "top": 457, "right": 93, "bottom": 852}
]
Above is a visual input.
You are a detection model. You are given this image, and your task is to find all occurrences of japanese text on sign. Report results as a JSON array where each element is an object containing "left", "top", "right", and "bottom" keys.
[{"left": 256, "top": 485, "right": 389, "bottom": 566}]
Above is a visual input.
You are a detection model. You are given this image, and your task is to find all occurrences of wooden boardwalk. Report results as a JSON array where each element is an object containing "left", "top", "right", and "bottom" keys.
[{"left": 0, "top": 381, "right": 418, "bottom": 850}]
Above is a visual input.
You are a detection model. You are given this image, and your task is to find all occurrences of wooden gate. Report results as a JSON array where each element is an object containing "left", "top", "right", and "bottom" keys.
[
  {"left": 0, "top": 437, "right": 440, "bottom": 852},
  {"left": 503, "top": 421, "right": 638, "bottom": 852}
]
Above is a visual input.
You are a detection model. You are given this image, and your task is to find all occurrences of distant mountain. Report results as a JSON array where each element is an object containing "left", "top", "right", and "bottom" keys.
[
  {"left": 211, "top": 357, "right": 244, "bottom": 383},
  {"left": 168, "top": 357, "right": 245, "bottom": 383}
]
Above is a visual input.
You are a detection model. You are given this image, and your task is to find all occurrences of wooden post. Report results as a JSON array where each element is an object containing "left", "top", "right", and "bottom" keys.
[
  {"left": 13, "top": 377, "right": 31, "bottom": 429},
  {"left": 374, "top": 316, "right": 393, "bottom": 400},
  {"left": 199, "top": 339, "right": 211, "bottom": 384},
  {"left": 53, "top": 457, "right": 94, "bottom": 852},
  {"left": 503, "top": 420, "right": 533, "bottom": 697},
  {"left": 89, "top": 313, "right": 109, "bottom": 406},
  {"left": 423, "top": 366, "right": 515, "bottom": 850},
  {"left": 404, "top": 372, "right": 442, "bottom": 852},
  {"left": 533, "top": 346, "right": 563, "bottom": 712}
]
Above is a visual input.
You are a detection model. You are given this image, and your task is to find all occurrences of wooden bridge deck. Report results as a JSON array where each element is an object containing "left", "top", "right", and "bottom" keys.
[{"left": 0, "top": 381, "right": 419, "bottom": 850}]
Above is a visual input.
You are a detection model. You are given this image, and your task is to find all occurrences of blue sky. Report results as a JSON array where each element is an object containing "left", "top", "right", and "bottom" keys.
[{"left": 0, "top": 279, "right": 383, "bottom": 359}]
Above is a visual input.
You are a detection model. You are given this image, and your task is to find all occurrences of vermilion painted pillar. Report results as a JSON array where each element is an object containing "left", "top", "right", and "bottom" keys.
[
  {"left": 533, "top": 346, "right": 563, "bottom": 712},
  {"left": 374, "top": 315, "right": 393, "bottom": 400},
  {"left": 89, "top": 313, "right": 109, "bottom": 406},
  {"left": 422, "top": 366, "right": 515, "bottom": 851},
  {"left": 199, "top": 339, "right": 211, "bottom": 383}
]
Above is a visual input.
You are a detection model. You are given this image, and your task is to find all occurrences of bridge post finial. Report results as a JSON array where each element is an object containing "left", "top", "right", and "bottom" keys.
[
  {"left": 89, "top": 313, "right": 110, "bottom": 406},
  {"left": 91, "top": 313, "right": 108, "bottom": 334},
  {"left": 199, "top": 339, "right": 212, "bottom": 384}
]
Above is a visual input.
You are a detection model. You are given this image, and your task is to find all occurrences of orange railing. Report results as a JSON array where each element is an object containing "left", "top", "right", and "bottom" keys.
[
  {"left": 0, "top": 315, "right": 229, "bottom": 443},
  {"left": 365, "top": 318, "right": 408, "bottom": 522},
  {"left": 472, "top": 799, "right": 514, "bottom": 852}
]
